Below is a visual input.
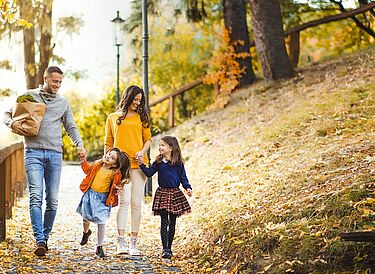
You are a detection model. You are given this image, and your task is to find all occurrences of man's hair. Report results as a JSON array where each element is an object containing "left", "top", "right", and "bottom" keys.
[{"left": 44, "top": 66, "right": 63, "bottom": 76}]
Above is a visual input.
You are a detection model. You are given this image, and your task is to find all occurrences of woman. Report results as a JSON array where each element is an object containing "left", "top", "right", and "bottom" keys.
[{"left": 104, "top": 85, "right": 152, "bottom": 256}]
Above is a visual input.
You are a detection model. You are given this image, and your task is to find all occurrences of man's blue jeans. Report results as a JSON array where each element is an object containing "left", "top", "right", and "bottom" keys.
[{"left": 24, "top": 148, "right": 62, "bottom": 244}]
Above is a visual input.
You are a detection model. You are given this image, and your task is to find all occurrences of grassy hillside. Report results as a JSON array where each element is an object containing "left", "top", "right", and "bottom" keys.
[{"left": 152, "top": 46, "right": 374, "bottom": 273}]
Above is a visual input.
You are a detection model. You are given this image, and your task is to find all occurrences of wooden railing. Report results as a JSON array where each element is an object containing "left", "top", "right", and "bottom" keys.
[
  {"left": 149, "top": 79, "right": 203, "bottom": 128},
  {"left": 285, "top": 2, "right": 375, "bottom": 67},
  {"left": 0, "top": 141, "right": 27, "bottom": 241}
]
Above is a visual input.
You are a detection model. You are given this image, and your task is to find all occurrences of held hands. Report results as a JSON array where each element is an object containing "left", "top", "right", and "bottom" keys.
[
  {"left": 78, "top": 147, "right": 87, "bottom": 162},
  {"left": 186, "top": 188, "right": 192, "bottom": 197},
  {"left": 135, "top": 151, "right": 144, "bottom": 165}
]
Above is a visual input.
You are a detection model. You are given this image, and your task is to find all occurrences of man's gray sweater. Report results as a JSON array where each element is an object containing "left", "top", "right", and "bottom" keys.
[{"left": 3, "top": 87, "right": 83, "bottom": 153}]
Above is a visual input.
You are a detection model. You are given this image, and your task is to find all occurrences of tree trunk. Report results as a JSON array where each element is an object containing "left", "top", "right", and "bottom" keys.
[
  {"left": 19, "top": 0, "right": 37, "bottom": 89},
  {"left": 37, "top": 0, "right": 53, "bottom": 85},
  {"left": 248, "top": 0, "right": 294, "bottom": 82},
  {"left": 18, "top": 0, "right": 53, "bottom": 89},
  {"left": 224, "top": 0, "right": 255, "bottom": 87},
  {"left": 288, "top": 31, "right": 300, "bottom": 67}
]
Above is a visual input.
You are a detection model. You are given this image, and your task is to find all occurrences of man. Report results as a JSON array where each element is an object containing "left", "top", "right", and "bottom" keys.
[{"left": 3, "top": 66, "right": 86, "bottom": 256}]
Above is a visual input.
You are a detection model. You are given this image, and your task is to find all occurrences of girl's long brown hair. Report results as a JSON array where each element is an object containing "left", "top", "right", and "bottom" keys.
[
  {"left": 155, "top": 136, "right": 183, "bottom": 165},
  {"left": 107, "top": 147, "right": 130, "bottom": 179},
  {"left": 116, "top": 85, "right": 150, "bottom": 128}
]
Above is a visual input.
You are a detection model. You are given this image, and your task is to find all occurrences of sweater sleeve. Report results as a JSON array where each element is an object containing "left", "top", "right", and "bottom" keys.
[
  {"left": 104, "top": 115, "right": 114, "bottom": 149},
  {"left": 140, "top": 162, "right": 158, "bottom": 177},
  {"left": 142, "top": 125, "right": 152, "bottom": 143},
  {"left": 62, "top": 100, "right": 83, "bottom": 148},
  {"left": 81, "top": 161, "right": 93, "bottom": 174},
  {"left": 180, "top": 164, "right": 192, "bottom": 190},
  {"left": 3, "top": 106, "right": 14, "bottom": 129}
]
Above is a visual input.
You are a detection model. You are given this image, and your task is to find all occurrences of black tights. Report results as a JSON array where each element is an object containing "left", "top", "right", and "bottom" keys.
[{"left": 160, "top": 210, "right": 177, "bottom": 251}]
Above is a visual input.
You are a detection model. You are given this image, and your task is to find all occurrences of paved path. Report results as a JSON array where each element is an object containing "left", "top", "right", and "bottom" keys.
[{"left": 3, "top": 164, "right": 181, "bottom": 273}]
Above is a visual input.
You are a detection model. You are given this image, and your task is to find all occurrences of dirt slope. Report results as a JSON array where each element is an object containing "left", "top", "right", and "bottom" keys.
[{"left": 150, "top": 46, "right": 375, "bottom": 273}]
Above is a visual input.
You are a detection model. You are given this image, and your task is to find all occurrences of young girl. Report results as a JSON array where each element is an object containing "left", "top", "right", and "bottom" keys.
[
  {"left": 76, "top": 148, "right": 130, "bottom": 258},
  {"left": 138, "top": 136, "right": 192, "bottom": 259}
]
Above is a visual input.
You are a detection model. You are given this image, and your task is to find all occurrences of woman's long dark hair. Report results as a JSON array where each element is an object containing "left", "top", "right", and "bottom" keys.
[
  {"left": 155, "top": 136, "right": 183, "bottom": 165},
  {"left": 116, "top": 85, "right": 150, "bottom": 128}
]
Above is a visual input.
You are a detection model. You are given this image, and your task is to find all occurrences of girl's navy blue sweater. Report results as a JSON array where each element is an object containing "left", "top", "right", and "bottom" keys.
[{"left": 140, "top": 160, "right": 192, "bottom": 190}]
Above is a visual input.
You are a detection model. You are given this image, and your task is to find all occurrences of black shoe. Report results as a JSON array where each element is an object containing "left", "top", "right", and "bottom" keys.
[
  {"left": 96, "top": 246, "right": 105, "bottom": 258},
  {"left": 161, "top": 249, "right": 172, "bottom": 259},
  {"left": 80, "top": 229, "right": 92, "bottom": 245},
  {"left": 34, "top": 242, "right": 47, "bottom": 257}
]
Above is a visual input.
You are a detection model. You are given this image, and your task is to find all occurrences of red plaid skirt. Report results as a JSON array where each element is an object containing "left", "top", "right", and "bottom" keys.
[{"left": 152, "top": 187, "right": 191, "bottom": 216}]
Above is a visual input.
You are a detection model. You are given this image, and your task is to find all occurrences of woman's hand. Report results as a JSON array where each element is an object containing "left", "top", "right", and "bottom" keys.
[
  {"left": 121, "top": 178, "right": 130, "bottom": 185},
  {"left": 135, "top": 151, "right": 144, "bottom": 162},
  {"left": 137, "top": 157, "right": 144, "bottom": 165},
  {"left": 186, "top": 188, "right": 192, "bottom": 197}
]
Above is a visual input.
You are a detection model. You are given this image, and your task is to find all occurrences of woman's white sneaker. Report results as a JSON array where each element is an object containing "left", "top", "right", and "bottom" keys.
[
  {"left": 129, "top": 237, "right": 141, "bottom": 256},
  {"left": 116, "top": 237, "right": 129, "bottom": 254}
]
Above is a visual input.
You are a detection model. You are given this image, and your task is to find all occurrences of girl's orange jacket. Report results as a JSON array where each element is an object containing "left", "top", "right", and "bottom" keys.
[{"left": 79, "top": 160, "right": 123, "bottom": 207}]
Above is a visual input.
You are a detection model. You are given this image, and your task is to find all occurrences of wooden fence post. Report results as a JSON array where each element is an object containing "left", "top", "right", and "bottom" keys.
[
  {"left": 0, "top": 142, "right": 26, "bottom": 241},
  {"left": 5, "top": 157, "right": 11, "bottom": 219},
  {"left": 11, "top": 152, "right": 17, "bottom": 211},
  {"left": 168, "top": 95, "right": 175, "bottom": 128},
  {"left": 0, "top": 161, "right": 6, "bottom": 241},
  {"left": 288, "top": 31, "right": 300, "bottom": 67}
]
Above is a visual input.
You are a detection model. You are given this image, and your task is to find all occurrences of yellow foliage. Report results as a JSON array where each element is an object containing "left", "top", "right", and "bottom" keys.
[
  {"left": 0, "top": 0, "right": 31, "bottom": 27},
  {"left": 203, "top": 27, "right": 245, "bottom": 110}
]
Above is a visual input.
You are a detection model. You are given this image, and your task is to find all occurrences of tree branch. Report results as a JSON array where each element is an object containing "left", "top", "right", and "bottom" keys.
[{"left": 330, "top": 0, "right": 375, "bottom": 39}]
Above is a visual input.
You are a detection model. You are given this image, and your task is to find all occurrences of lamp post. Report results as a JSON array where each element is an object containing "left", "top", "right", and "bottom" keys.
[
  {"left": 111, "top": 10, "right": 124, "bottom": 107},
  {"left": 142, "top": 0, "right": 152, "bottom": 196}
]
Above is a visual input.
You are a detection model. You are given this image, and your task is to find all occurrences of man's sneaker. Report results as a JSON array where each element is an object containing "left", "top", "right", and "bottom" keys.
[
  {"left": 129, "top": 237, "right": 141, "bottom": 256},
  {"left": 34, "top": 241, "right": 47, "bottom": 257},
  {"left": 96, "top": 246, "right": 105, "bottom": 258},
  {"left": 116, "top": 237, "right": 129, "bottom": 254},
  {"left": 80, "top": 229, "right": 92, "bottom": 245}
]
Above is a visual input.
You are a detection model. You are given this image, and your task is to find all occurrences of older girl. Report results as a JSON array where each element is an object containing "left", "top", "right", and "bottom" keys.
[{"left": 138, "top": 136, "right": 192, "bottom": 259}]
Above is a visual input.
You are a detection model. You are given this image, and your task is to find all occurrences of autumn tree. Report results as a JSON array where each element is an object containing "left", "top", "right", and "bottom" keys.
[
  {"left": 223, "top": 0, "right": 255, "bottom": 87},
  {"left": 13, "top": 0, "right": 83, "bottom": 89},
  {"left": 17, "top": 0, "right": 53, "bottom": 88},
  {"left": 1, "top": 0, "right": 31, "bottom": 96},
  {"left": 248, "top": 0, "right": 294, "bottom": 81}
]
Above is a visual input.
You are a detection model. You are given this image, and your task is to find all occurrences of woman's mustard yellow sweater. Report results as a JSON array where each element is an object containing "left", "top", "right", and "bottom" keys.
[{"left": 105, "top": 112, "right": 152, "bottom": 168}]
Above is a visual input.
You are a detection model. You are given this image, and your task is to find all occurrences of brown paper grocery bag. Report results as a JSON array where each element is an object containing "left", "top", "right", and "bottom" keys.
[{"left": 11, "top": 102, "right": 47, "bottom": 136}]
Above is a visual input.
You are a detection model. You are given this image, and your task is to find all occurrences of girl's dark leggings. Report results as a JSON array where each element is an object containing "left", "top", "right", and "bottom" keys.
[{"left": 160, "top": 210, "right": 177, "bottom": 251}]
